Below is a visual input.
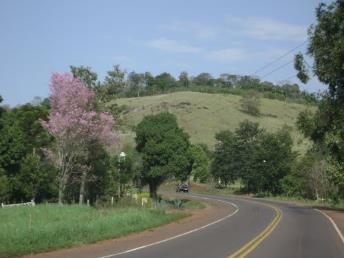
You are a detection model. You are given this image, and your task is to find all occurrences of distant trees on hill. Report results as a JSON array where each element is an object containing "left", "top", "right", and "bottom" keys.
[{"left": 69, "top": 65, "right": 319, "bottom": 105}]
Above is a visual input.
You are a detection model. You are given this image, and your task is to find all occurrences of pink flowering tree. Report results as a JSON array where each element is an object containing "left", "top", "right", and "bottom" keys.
[{"left": 42, "top": 73, "right": 118, "bottom": 204}]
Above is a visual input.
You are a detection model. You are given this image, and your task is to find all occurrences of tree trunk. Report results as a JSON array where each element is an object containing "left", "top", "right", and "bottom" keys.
[
  {"left": 58, "top": 183, "right": 64, "bottom": 205},
  {"left": 149, "top": 182, "right": 158, "bottom": 201},
  {"left": 79, "top": 171, "right": 87, "bottom": 205},
  {"left": 58, "top": 171, "right": 69, "bottom": 205}
]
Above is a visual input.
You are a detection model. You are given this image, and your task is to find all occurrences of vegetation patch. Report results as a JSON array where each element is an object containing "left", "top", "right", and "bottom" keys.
[
  {"left": 114, "top": 92, "right": 314, "bottom": 154},
  {"left": 0, "top": 204, "right": 186, "bottom": 258}
]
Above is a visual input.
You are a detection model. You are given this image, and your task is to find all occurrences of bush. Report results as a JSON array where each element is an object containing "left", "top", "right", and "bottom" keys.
[{"left": 240, "top": 91, "right": 261, "bottom": 116}]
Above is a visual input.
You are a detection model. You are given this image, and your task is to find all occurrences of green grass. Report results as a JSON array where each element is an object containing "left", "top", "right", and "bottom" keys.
[
  {"left": 182, "top": 199, "right": 206, "bottom": 209},
  {"left": 112, "top": 91, "right": 315, "bottom": 154},
  {"left": 0, "top": 204, "right": 186, "bottom": 258}
]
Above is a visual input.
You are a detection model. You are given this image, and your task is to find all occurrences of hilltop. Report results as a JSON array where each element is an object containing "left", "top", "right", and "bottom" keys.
[{"left": 112, "top": 91, "right": 315, "bottom": 154}]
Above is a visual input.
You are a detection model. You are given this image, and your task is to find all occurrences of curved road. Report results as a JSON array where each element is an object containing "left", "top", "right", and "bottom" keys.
[{"left": 103, "top": 193, "right": 344, "bottom": 258}]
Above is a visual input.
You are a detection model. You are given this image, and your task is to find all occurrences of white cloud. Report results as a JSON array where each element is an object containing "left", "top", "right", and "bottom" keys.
[
  {"left": 147, "top": 38, "right": 202, "bottom": 53},
  {"left": 146, "top": 37, "right": 292, "bottom": 65},
  {"left": 206, "top": 48, "right": 247, "bottom": 62},
  {"left": 160, "top": 22, "right": 220, "bottom": 39},
  {"left": 226, "top": 17, "right": 307, "bottom": 41}
]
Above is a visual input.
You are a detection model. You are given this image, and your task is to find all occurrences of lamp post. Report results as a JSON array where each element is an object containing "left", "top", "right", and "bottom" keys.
[{"left": 117, "top": 152, "right": 126, "bottom": 199}]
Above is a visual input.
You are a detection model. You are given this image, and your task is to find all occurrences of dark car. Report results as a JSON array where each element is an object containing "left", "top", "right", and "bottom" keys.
[{"left": 176, "top": 183, "right": 189, "bottom": 193}]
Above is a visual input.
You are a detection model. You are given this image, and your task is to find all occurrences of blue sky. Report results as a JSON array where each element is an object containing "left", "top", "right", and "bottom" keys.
[{"left": 0, "top": 0, "right": 332, "bottom": 106}]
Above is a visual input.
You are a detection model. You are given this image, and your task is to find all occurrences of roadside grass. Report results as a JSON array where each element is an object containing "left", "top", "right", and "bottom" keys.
[
  {"left": 182, "top": 199, "right": 206, "bottom": 209},
  {"left": 112, "top": 91, "right": 315, "bottom": 154},
  {"left": 0, "top": 204, "right": 187, "bottom": 258}
]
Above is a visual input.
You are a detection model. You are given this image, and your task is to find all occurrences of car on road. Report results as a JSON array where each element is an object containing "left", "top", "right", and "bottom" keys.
[{"left": 176, "top": 183, "right": 189, "bottom": 193}]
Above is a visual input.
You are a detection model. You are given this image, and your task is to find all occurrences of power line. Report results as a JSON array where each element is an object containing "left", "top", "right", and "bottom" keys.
[
  {"left": 252, "top": 40, "right": 307, "bottom": 76},
  {"left": 260, "top": 60, "right": 294, "bottom": 79},
  {"left": 280, "top": 74, "right": 297, "bottom": 82}
]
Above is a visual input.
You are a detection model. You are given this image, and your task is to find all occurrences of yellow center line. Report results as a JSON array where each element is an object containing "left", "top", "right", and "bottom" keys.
[{"left": 228, "top": 204, "right": 282, "bottom": 258}]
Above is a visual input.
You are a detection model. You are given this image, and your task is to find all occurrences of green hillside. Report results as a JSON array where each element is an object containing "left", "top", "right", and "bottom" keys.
[{"left": 111, "top": 92, "right": 315, "bottom": 154}]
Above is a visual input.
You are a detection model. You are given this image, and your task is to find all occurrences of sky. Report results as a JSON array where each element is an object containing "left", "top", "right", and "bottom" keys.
[{"left": 0, "top": 0, "right": 332, "bottom": 106}]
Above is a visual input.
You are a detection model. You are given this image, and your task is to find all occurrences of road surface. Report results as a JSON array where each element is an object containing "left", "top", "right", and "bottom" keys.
[{"left": 103, "top": 193, "right": 344, "bottom": 258}]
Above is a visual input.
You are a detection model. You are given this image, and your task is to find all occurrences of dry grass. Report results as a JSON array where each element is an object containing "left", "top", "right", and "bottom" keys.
[{"left": 112, "top": 92, "right": 315, "bottom": 154}]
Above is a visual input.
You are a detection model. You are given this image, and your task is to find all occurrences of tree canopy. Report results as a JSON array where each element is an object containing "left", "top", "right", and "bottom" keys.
[
  {"left": 212, "top": 121, "right": 295, "bottom": 194},
  {"left": 294, "top": 0, "right": 344, "bottom": 196},
  {"left": 135, "top": 112, "right": 192, "bottom": 200}
]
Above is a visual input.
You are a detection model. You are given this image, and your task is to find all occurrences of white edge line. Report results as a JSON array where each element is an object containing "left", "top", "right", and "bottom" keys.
[
  {"left": 98, "top": 195, "right": 239, "bottom": 258},
  {"left": 315, "top": 209, "right": 344, "bottom": 245}
]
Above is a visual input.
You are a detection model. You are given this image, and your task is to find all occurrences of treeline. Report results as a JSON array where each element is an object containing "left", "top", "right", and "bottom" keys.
[
  {"left": 0, "top": 74, "right": 210, "bottom": 204},
  {"left": 0, "top": 77, "right": 138, "bottom": 204},
  {"left": 70, "top": 65, "right": 319, "bottom": 104},
  {"left": 211, "top": 121, "right": 295, "bottom": 194},
  {"left": 0, "top": 89, "right": 340, "bottom": 205},
  {"left": 210, "top": 119, "right": 342, "bottom": 202}
]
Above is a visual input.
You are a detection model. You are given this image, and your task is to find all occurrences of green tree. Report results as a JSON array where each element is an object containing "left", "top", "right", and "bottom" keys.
[
  {"left": 135, "top": 112, "right": 192, "bottom": 200},
  {"left": 192, "top": 72, "right": 214, "bottom": 86},
  {"left": 14, "top": 150, "right": 57, "bottom": 202},
  {"left": 256, "top": 127, "right": 295, "bottom": 194},
  {"left": 153, "top": 73, "right": 176, "bottom": 91},
  {"left": 212, "top": 121, "right": 295, "bottom": 193},
  {"left": 296, "top": 109, "right": 315, "bottom": 139},
  {"left": 190, "top": 144, "right": 210, "bottom": 183},
  {"left": 70, "top": 65, "right": 98, "bottom": 89},
  {"left": 0, "top": 167, "right": 9, "bottom": 203},
  {"left": 127, "top": 71, "right": 145, "bottom": 97},
  {"left": 233, "top": 121, "right": 262, "bottom": 192},
  {"left": 294, "top": 0, "right": 344, "bottom": 195},
  {"left": 0, "top": 103, "right": 53, "bottom": 202},
  {"left": 99, "top": 65, "right": 126, "bottom": 100},
  {"left": 178, "top": 71, "right": 189, "bottom": 87},
  {"left": 211, "top": 130, "right": 237, "bottom": 186},
  {"left": 282, "top": 149, "right": 334, "bottom": 200}
]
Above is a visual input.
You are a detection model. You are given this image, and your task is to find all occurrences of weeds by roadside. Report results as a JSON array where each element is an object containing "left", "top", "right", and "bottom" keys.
[{"left": 0, "top": 204, "right": 186, "bottom": 258}]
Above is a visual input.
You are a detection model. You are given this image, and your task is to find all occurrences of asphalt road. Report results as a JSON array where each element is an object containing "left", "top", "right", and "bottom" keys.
[{"left": 107, "top": 193, "right": 344, "bottom": 258}]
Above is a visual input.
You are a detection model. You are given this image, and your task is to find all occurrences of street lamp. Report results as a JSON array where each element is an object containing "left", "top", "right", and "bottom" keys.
[
  {"left": 119, "top": 151, "right": 126, "bottom": 161},
  {"left": 117, "top": 152, "right": 126, "bottom": 199}
]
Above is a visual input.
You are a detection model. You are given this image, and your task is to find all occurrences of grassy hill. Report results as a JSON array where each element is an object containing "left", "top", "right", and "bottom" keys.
[{"left": 111, "top": 91, "right": 315, "bottom": 154}]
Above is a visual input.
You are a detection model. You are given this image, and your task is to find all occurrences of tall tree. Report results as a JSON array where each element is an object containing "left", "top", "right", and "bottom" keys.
[
  {"left": 189, "top": 144, "right": 210, "bottom": 183},
  {"left": 135, "top": 112, "right": 192, "bottom": 200},
  {"left": 153, "top": 73, "right": 176, "bottom": 91},
  {"left": 0, "top": 102, "right": 53, "bottom": 202},
  {"left": 98, "top": 65, "right": 127, "bottom": 101},
  {"left": 192, "top": 73, "right": 213, "bottom": 86},
  {"left": 178, "top": 71, "right": 189, "bottom": 88},
  {"left": 212, "top": 121, "right": 294, "bottom": 193},
  {"left": 211, "top": 130, "right": 237, "bottom": 186},
  {"left": 42, "top": 73, "right": 118, "bottom": 204},
  {"left": 70, "top": 65, "right": 98, "bottom": 89},
  {"left": 127, "top": 71, "right": 145, "bottom": 97},
  {"left": 294, "top": 0, "right": 344, "bottom": 195}
]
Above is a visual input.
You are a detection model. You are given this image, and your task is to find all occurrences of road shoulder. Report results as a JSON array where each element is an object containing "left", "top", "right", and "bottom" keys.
[{"left": 317, "top": 209, "right": 344, "bottom": 243}]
